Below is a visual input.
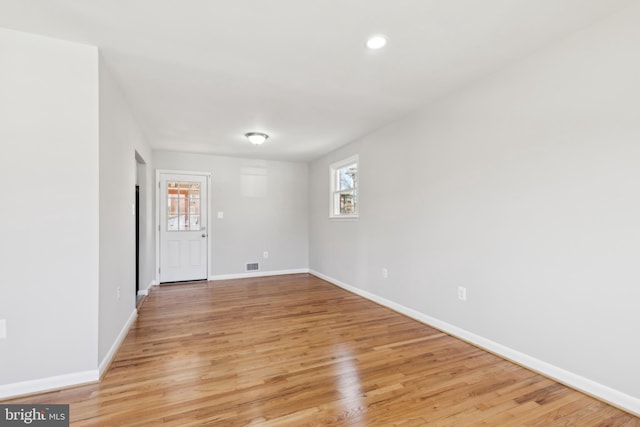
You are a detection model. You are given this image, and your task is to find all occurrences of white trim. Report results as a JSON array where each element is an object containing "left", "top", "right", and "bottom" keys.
[
  {"left": 156, "top": 169, "right": 212, "bottom": 176},
  {"left": 0, "top": 307, "right": 139, "bottom": 400},
  {"left": 155, "top": 169, "right": 212, "bottom": 284},
  {"left": 309, "top": 270, "right": 640, "bottom": 417},
  {"left": 329, "top": 155, "right": 359, "bottom": 171},
  {"left": 98, "top": 309, "right": 138, "bottom": 377},
  {"left": 155, "top": 170, "right": 160, "bottom": 285},
  {"left": 137, "top": 279, "right": 156, "bottom": 296},
  {"left": 209, "top": 268, "right": 309, "bottom": 281},
  {"left": 0, "top": 309, "right": 138, "bottom": 399},
  {"left": 0, "top": 370, "right": 98, "bottom": 400},
  {"left": 328, "top": 216, "right": 359, "bottom": 221}
]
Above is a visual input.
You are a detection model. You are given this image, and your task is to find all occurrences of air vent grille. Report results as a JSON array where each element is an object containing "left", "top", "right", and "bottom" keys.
[{"left": 246, "top": 262, "right": 259, "bottom": 271}]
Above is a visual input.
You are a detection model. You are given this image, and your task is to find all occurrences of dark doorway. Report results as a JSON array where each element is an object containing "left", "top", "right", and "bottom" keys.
[{"left": 135, "top": 184, "right": 140, "bottom": 295}]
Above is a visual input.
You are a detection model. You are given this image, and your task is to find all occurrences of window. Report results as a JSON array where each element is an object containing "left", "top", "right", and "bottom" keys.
[
  {"left": 166, "top": 181, "right": 201, "bottom": 231},
  {"left": 330, "top": 155, "right": 358, "bottom": 218}
]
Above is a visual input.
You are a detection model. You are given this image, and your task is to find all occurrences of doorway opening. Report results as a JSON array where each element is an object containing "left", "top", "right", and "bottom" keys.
[
  {"left": 135, "top": 151, "right": 148, "bottom": 305},
  {"left": 135, "top": 184, "right": 140, "bottom": 297}
]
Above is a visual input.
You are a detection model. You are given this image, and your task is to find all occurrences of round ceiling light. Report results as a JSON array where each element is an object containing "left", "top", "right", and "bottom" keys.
[
  {"left": 366, "top": 35, "right": 387, "bottom": 50},
  {"left": 245, "top": 132, "right": 269, "bottom": 145}
]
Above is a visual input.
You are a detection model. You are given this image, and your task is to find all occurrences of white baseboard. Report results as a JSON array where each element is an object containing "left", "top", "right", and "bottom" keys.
[
  {"left": 309, "top": 270, "right": 640, "bottom": 417},
  {"left": 209, "top": 268, "right": 309, "bottom": 281},
  {"left": 1, "top": 307, "right": 138, "bottom": 400},
  {"left": 137, "top": 280, "right": 156, "bottom": 296},
  {"left": 0, "top": 370, "right": 98, "bottom": 400},
  {"left": 98, "top": 309, "right": 138, "bottom": 378}
]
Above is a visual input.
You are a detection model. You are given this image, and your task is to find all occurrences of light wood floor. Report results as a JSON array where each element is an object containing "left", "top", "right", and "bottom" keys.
[{"left": 4, "top": 274, "right": 639, "bottom": 426}]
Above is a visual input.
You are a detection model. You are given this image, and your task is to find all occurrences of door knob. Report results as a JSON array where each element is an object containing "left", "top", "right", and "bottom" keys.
[{"left": 201, "top": 234, "right": 207, "bottom": 238}]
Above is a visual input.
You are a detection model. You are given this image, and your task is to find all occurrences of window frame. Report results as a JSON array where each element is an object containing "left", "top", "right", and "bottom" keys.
[
  {"left": 166, "top": 181, "right": 202, "bottom": 232},
  {"left": 329, "top": 154, "right": 359, "bottom": 220}
]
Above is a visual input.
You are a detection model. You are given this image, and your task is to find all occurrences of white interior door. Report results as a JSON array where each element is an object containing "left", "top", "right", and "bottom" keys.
[{"left": 159, "top": 173, "right": 208, "bottom": 283}]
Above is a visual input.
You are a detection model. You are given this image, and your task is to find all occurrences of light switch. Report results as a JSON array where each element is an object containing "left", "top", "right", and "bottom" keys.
[{"left": 217, "top": 211, "right": 224, "bottom": 219}]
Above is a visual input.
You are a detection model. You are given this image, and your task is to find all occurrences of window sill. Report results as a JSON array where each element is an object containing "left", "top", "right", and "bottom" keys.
[{"left": 329, "top": 215, "right": 359, "bottom": 221}]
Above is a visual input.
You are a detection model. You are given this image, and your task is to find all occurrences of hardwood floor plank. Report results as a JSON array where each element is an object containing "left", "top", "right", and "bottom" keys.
[{"left": 2, "top": 274, "right": 637, "bottom": 425}]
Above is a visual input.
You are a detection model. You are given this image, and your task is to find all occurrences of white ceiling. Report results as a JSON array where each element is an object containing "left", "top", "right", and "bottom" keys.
[{"left": 0, "top": 0, "right": 632, "bottom": 162}]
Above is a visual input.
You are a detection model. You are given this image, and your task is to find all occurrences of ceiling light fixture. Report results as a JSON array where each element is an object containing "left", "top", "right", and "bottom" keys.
[
  {"left": 245, "top": 132, "right": 269, "bottom": 145},
  {"left": 366, "top": 35, "right": 387, "bottom": 50}
]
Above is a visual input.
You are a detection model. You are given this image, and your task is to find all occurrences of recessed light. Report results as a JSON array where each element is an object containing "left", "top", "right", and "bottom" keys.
[
  {"left": 366, "top": 35, "right": 387, "bottom": 50},
  {"left": 245, "top": 132, "right": 269, "bottom": 145}
]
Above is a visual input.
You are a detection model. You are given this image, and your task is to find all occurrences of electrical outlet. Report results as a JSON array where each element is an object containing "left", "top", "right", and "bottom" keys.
[
  {"left": 0, "top": 319, "right": 6, "bottom": 339},
  {"left": 382, "top": 268, "right": 388, "bottom": 279},
  {"left": 117, "top": 287, "right": 121, "bottom": 300},
  {"left": 458, "top": 286, "right": 467, "bottom": 302},
  {"left": 263, "top": 251, "right": 269, "bottom": 259}
]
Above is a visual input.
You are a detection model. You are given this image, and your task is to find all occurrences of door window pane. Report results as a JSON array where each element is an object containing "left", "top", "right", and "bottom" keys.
[{"left": 167, "top": 181, "right": 201, "bottom": 231}]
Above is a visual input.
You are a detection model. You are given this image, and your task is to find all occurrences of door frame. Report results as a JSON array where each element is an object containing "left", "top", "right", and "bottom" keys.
[
  {"left": 155, "top": 169, "right": 212, "bottom": 284},
  {"left": 135, "top": 184, "right": 140, "bottom": 295}
]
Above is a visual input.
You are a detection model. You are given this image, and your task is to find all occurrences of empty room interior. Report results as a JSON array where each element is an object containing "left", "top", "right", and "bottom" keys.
[{"left": 1, "top": 0, "right": 639, "bottom": 425}]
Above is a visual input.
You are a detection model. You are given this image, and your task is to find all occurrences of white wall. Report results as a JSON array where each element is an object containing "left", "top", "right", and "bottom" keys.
[
  {"left": 153, "top": 151, "right": 308, "bottom": 278},
  {"left": 98, "top": 59, "right": 153, "bottom": 367},
  {"left": 309, "top": 4, "right": 640, "bottom": 412},
  {"left": 0, "top": 29, "right": 100, "bottom": 392}
]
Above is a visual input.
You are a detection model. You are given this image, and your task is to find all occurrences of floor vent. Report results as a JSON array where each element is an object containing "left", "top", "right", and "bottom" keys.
[{"left": 246, "top": 262, "right": 260, "bottom": 271}]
